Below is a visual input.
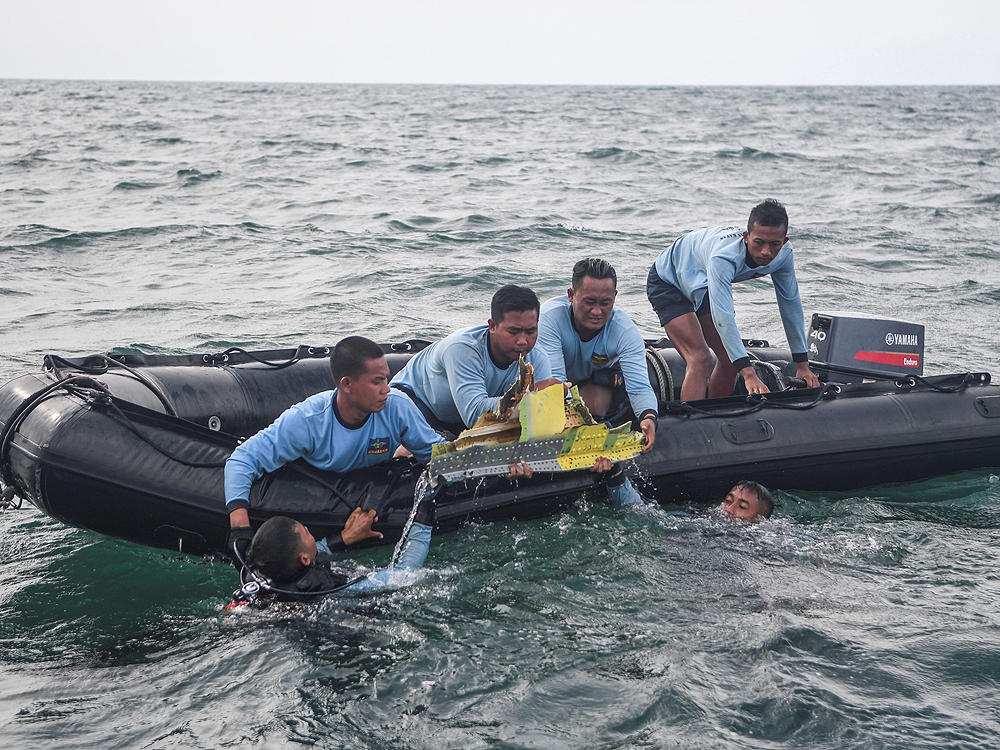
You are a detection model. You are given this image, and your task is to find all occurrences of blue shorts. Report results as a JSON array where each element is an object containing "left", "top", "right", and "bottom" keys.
[{"left": 646, "top": 265, "right": 710, "bottom": 326}]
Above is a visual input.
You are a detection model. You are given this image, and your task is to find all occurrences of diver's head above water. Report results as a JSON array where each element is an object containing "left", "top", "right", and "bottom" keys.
[
  {"left": 719, "top": 480, "right": 774, "bottom": 523},
  {"left": 248, "top": 516, "right": 316, "bottom": 585}
]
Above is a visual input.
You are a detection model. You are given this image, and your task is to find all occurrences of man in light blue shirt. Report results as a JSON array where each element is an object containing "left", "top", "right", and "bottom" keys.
[
  {"left": 225, "top": 336, "right": 445, "bottom": 559},
  {"left": 647, "top": 200, "right": 820, "bottom": 400},
  {"left": 538, "top": 258, "right": 658, "bottom": 453},
  {"left": 391, "top": 285, "right": 559, "bottom": 435}
]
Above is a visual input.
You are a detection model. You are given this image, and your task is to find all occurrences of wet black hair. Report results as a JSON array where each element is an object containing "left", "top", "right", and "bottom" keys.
[
  {"left": 330, "top": 335, "right": 386, "bottom": 384},
  {"left": 747, "top": 199, "right": 789, "bottom": 234},
  {"left": 490, "top": 284, "right": 540, "bottom": 324},
  {"left": 248, "top": 516, "right": 309, "bottom": 584},
  {"left": 571, "top": 257, "right": 617, "bottom": 290},
  {"left": 732, "top": 480, "right": 775, "bottom": 519}
]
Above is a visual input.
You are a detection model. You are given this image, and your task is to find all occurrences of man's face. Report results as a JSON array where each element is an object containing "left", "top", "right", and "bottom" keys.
[
  {"left": 743, "top": 223, "right": 788, "bottom": 266},
  {"left": 340, "top": 356, "right": 391, "bottom": 414},
  {"left": 568, "top": 275, "right": 617, "bottom": 337},
  {"left": 488, "top": 309, "right": 540, "bottom": 362},
  {"left": 295, "top": 521, "right": 318, "bottom": 566},
  {"left": 719, "top": 485, "right": 765, "bottom": 522}
]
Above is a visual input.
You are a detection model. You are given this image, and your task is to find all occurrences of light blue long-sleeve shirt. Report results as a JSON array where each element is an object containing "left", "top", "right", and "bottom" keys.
[
  {"left": 224, "top": 389, "right": 444, "bottom": 511},
  {"left": 652, "top": 226, "right": 809, "bottom": 368},
  {"left": 537, "top": 295, "right": 658, "bottom": 420},
  {"left": 390, "top": 324, "right": 553, "bottom": 429}
]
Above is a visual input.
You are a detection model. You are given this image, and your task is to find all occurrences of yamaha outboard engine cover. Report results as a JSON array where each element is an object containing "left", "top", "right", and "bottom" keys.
[{"left": 808, "top": 312, "right": 924, "bottom": 383}]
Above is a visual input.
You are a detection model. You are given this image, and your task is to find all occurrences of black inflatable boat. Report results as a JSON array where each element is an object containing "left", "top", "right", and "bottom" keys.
[{"left": 2, "top": 313, "right": 999, "bottom": 557}]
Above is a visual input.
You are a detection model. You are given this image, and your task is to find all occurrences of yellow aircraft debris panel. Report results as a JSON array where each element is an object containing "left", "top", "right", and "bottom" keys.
[{"left": 428, "top": 382, "right": 646, "bottom": 484}]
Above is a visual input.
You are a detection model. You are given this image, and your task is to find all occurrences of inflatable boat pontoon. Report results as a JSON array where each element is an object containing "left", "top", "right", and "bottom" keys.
[{"left": 1, "top": 313, "right": 998, "bottom": 557}]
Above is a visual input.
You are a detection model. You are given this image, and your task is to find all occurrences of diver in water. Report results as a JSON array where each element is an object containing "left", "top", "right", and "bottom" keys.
[
  {"left": 717, "top": 480, "right": 774, "bottom": 522},
  {"left": 602, "top": 470, "right": 775, "bottom": 522},
  {"left": 647, "top": 199, "right": 820, "bottom": 400},
  {"left": 230, "top": 508, "right": 432, "bottom": 605}
]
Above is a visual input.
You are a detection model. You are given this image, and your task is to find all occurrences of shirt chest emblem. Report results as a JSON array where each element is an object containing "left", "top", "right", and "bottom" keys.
[
  {"left": 591, "top": 353, "right": 610, "bottom": 366},
  {"left": 367, "top": 437, "right": 390, "bottom": 455}
]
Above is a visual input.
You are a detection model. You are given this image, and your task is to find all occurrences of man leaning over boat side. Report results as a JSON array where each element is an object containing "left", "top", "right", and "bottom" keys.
[
  {"left": 647, "top": 199, "right": 820, "bottom": 401},
  {"left": 390, "top": 284, "right": 562, "bottom": 442},
  {"left": 224, "top": 336, "right": 447, "bottom": 561},
  {"left": 537, "top": 257, "right": 658, "bottom": 507}
]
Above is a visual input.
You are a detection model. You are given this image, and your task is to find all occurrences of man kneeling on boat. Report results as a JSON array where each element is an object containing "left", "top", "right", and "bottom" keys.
[
  {"left": 537, "top": 257, "right": 659, "bottom": 506},
  {"left": 390, "top": 284, "right": 633, "bottom": 496},
  {"left": 233, "top": 510, "right": 431, "bottom": 603},
  {"left": 224, "top": 336, "right": 447, "bottom": 560}
]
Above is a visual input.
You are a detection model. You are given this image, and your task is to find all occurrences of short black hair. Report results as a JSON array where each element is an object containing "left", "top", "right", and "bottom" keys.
[
  {"left": 571, "top": 258, "right": 617, "bottom": 290},
  {"left": 747, "top": 199, "right": 789, "bottom": 234},
  {"left": 248, "top": 516, "right": 308, "bottom": 584},
  {"left": 732, "top": 480, "right": 775, "bottom": 519},
  {"left": 330, "top": 336, "right": 385, "bottom": 384},
  {"left": 491, "top": 285, "right": 540, "bottom": 324}
]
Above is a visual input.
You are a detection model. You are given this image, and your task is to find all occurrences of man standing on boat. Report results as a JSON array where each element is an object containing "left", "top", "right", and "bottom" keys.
[
  {"left": 537, "top": 258, "right": 658, "bottom": 452},
  {"left": 390, "top": 284, "right": 560, "bottom": 437},
  {"left": 647, "top": 199, "right": 820, "bottom": 400},
  {"left": 224, "top": 336, "right": 446, "bottom": 559}
]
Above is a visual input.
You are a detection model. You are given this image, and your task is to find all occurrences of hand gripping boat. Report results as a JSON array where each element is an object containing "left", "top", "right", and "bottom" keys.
[{"left": 1, "top": 313, "right": 999, "bottom": 558}]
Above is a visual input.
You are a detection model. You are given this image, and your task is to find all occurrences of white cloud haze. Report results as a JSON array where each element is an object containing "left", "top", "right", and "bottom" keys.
[{"left": 1, "top": 1, "right": 998, "bottom": 85}]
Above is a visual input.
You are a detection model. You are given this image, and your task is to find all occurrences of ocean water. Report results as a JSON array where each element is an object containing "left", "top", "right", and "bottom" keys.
[{"left": 2, "top": 81, "right": 1000, "bottom": 748}]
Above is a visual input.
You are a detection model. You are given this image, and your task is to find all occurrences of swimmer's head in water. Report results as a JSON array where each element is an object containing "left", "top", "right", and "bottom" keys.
[
  {"left": 248, "top": 516, "right": 317, "bottom": 584},
  {"left": 719, "top": 480, "right": 774, "bottom": 522}
]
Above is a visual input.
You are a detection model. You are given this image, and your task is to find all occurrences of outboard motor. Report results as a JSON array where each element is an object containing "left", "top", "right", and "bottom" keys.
[{"left": 808, "top": 312, "right": 924, "bottom": 384}]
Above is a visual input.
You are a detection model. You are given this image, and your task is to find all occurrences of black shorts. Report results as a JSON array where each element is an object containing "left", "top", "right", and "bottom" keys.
[{"left": 646, "top": 264, "right": 711, "bottom": 327}]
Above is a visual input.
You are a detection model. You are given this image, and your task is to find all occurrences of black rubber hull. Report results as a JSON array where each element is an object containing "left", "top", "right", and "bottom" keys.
[{"left": 2, "top": 346, "right": 999, "bottom": 556}]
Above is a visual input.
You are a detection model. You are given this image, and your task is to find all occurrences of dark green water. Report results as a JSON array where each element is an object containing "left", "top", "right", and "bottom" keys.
[{"left": 2, "top": 81, "right": 1000, "bottom": 747}]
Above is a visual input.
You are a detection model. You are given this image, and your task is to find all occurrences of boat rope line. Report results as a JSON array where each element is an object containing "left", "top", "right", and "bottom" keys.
[
  {"left": 810, "top": 361, "right": 989, "bottom": 392},
  {"left": 660, "top": 372, "right": 983, "bottom": 420},
  {"left": 99, "top": 399, "right": 231, "bottom": 469},
  {"left": 663, "top": 383, "right": 840, "bottom": 418},
  {"left": 644, "top": 347, "right": 675, "bottom": 405},
  {"left": 96, "top": 387, "right": 363, "bottom": 510},
  {"left": 201, "top": 346, "right": 318, "bottom": 368},
  {"left": 1, "top": 375, "right": 106, "bottom": 495},
  {"left": 43, "top": 354, "right": 179, "bottom": 417},
  {"left": 1, "top": 374, "right": 368, "bottom": 514},
  {"left": 280, "top": 460, "right": 370, "bottom": 514}
]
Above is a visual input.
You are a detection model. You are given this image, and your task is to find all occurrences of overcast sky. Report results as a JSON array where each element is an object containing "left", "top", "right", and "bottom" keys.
[{"left": 2, "top": 1, "right": 999, "bottom": 85}]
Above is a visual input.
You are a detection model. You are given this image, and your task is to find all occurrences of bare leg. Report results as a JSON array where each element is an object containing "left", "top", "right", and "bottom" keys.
[
  {"left": 663, "top": 312, "right": 715, "bottom": 401},
  {"left": 699, "top": 313, "right": 738, "bottom": 398},
  {"left": 578, "top": 382, "right": 613, "bottom": 419}
]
